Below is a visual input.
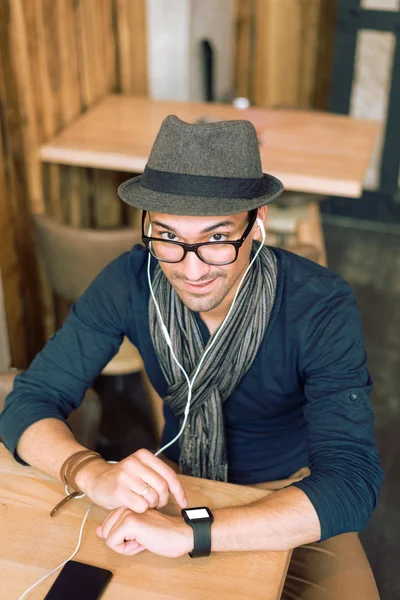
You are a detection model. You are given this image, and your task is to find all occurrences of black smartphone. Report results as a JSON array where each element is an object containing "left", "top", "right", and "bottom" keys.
[{"left": 44, "top": 560, "right": 113, "bottom": 600}]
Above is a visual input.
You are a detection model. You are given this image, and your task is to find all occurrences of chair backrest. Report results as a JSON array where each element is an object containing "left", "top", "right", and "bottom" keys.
[
  {"left": 0, "top": 370, "right": 102, "bottom": 449},
  {"left": 0, "top": 371, "right": 16, "bottom": 414},
  {"left": 33, "top": 215, "right": 142, "bottom": 302}
]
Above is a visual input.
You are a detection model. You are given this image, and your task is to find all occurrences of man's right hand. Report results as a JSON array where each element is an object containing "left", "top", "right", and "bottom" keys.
[{"left": 75, "top": 448, "right": 187, "bottom": 513}]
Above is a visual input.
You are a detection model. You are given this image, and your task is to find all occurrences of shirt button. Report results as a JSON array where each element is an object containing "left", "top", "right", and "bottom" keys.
[{"left": 350, "top": 393, "right": 358, "bottom": 402}]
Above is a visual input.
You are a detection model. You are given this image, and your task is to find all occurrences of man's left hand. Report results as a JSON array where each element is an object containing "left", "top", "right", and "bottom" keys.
[{"left": 96, "top": 507, "right": 194, "bottom": 558}]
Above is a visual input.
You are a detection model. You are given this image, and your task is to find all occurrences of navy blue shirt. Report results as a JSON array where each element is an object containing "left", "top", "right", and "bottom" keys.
[{"left": 0, "top": 245, "right": 384, "bottom": 541}]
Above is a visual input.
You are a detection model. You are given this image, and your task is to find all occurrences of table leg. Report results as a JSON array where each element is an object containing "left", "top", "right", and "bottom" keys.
[{"left": 296, "top": 202, "right": 327, "bottom": 267}]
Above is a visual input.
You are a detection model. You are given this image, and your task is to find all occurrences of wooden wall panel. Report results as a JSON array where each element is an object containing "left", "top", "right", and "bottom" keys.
[
  {"left": 236, "top": 0, "right": 335, "bottom": 109},
  {"left": 313, "top": 0, "right": 338, "bottom": 110},
  {"left": 298, "top": 0, "right": 323, "bottom": 107},
  {"left": 116, "top": 0, "right": 148, "bottom": 95},
  {"left": 7, "top": 0, "right": 122, "bottom": 227},
  {"left": 0, "top": 143, "right": 25, "bottom": 368},
  {"left": 0, "top": 0, "right": 148, "bottom": 364},
  {"left": 233, "top": 0, "right": 253, "bottom": 99},
  {"left": 0, "top": 0, "right": 45, "bottom": 366},
  {"left": 0, "top": 272, "right": 11, "bottom": 370}
]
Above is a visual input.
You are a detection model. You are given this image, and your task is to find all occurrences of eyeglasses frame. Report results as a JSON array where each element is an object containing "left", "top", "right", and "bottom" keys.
[{"left": 141, "top": 209, "right": 258, "bottom": 265}]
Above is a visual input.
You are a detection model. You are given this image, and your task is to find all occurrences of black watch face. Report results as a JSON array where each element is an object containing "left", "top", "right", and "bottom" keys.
[{"left": 184, "top": 507, "right": 212, "bottom": 521}]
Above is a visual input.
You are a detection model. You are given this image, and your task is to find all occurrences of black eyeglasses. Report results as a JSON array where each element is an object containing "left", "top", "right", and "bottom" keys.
[{"left": 141, "top": 209, "right": 258, "bottom": 266}]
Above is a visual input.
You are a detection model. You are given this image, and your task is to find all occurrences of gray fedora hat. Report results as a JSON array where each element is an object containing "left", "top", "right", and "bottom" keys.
[{"left": 118, "top": 115, "right": 284, "bottom": 216}]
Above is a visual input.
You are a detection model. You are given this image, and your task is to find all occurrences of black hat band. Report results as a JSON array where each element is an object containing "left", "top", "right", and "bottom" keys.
[{"left": 141, "top": 166, "right": 269, "bottom": 199}]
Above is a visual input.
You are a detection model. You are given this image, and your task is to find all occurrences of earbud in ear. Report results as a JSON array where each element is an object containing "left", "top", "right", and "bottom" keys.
[
  {"left": 256, "top": 217, "right": 266, "bottom": 240},
  {"left": 147, "top": 222, "right": 152, "bottom": 236}
]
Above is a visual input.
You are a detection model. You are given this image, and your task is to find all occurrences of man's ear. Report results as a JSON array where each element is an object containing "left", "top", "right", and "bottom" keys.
[
  {"left": 257, "top": 206, "right": 267, "bottom": 222},
  {"left": 253, "top": 207, "right": 267, "bottom": 241}
]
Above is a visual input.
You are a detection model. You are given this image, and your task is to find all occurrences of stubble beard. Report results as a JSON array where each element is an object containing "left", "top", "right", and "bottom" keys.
[
  {"left": 168, "top": 268, "right": 244, "bottom": 313},
  {"left": 175, "top": 280, "right": 228, "bottom": 312}
]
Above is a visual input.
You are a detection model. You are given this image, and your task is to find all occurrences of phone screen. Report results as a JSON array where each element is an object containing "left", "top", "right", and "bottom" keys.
[{"left": 44, "top": 560, "right": 113, "bottom": 600}]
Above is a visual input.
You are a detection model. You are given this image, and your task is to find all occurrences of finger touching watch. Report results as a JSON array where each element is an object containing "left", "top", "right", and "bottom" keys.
[{"left": 181, "top": 506, "right": 214, "bottom": 558}]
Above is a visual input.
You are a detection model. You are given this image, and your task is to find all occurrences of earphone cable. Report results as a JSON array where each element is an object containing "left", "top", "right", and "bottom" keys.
[
  {"left": 150, "top": 219, "right": 266, "bottom": 458},
  {"left": 19, "top": 220, "right": 266, "bottom": 598}
]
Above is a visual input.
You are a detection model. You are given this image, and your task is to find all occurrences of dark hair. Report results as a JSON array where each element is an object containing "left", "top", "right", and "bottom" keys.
[{"left": 248, "top": 209, "right": 257, "bottom": 222}]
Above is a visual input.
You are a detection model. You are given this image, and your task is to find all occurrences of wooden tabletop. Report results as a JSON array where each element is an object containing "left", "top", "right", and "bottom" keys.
[
  {"left": 39, "top": 95, "right": 379, "bottom": 198},
  {"left": 0, "top": 444, "right": 291, "bottom": 599}
]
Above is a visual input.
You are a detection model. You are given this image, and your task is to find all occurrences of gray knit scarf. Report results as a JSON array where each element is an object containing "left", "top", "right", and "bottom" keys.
[{"left": 149, "top": 243, "right": 278, "bottom": 482}]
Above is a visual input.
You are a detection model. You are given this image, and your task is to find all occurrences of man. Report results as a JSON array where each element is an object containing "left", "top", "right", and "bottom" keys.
[{"left": 0, "top": 116, "right": 383, "bottom": 599}]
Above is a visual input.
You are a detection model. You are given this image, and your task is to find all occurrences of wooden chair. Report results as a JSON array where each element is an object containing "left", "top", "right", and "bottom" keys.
[
  {"left": 33, "top": 214, "right": 168, "bottom": 444},
  {"left": 266, "top": 191, "right": 327, "bottom": 266},
  {"left": 0, "top": 370, "right": 102, "bottom": 450},
  {"left": 33, "top": 214, "right": 144, "bottom": 376}
]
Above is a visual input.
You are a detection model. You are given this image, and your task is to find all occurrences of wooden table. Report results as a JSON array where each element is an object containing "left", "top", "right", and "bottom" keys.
[
  {"left": 0, "top": 444, "right": 291, "bottom": 599},
  {"left": 40, "top": 95, "right": 379, "bottom": 198},
  {"left": 38, "top": 95, "right": 379, "bottom": 268}
]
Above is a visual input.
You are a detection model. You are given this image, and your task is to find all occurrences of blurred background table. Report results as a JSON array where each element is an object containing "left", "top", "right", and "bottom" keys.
[
  {"left": 0, "top": 443, "right": 291, "bottom": 600},
  {"left": 39, "top": 95, "right": 379, "bottom": 268},
  {"left": 40, "top": 95, "right": 378, "bottom": 198}
]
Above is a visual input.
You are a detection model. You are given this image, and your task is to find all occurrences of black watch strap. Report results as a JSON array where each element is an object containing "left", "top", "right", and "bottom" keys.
[
  {"left": 181, "top": 508, "right": 214, "bottom": 558},
  {"left": 189, "top": 519, "right": 212, "bottom": 558}
]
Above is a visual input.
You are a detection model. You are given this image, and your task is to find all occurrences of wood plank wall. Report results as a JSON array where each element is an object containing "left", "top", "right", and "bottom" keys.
[
  {"left": 0, "top": 0, "right": 148, "bottom": 367},
  {"left": 0, "top": 0, "right": 335, "bottom": 368},
  {"left": 0, "top": 1, "right": 45, "bottom": 366},
  {"left": 234, "top": 0, "right": 337, "bottom": 109}
]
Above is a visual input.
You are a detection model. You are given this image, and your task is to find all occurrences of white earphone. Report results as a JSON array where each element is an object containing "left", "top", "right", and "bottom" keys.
[
  {"left": 148, "top": 213, "right": 266, "bottom": 459},
  {"left": 257, "top": 217, "right": 266, "bottom": 239}
]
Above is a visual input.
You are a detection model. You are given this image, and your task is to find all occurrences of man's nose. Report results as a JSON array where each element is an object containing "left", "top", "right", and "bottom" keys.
[{"left": 181, "top": 250, "right": 210, "bottom": 281}]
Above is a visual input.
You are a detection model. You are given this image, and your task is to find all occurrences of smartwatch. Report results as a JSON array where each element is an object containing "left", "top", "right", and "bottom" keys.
[{"left": 181, "top": 506, "right": 214, "bottom": 558}]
